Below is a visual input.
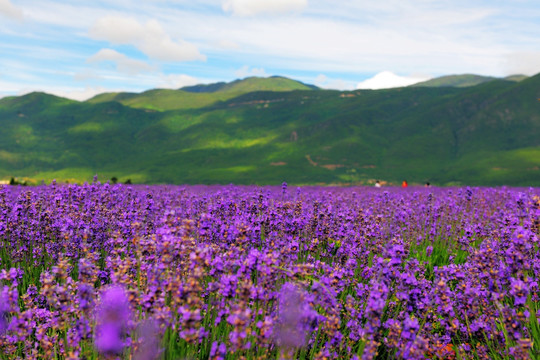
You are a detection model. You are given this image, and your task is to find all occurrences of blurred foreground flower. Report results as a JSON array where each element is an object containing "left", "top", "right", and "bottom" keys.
[
  {"left": 94, "top": 286, "right": 131, "bottom": 355},
  {"left": 133, "top": 319, "right": 161, "bottom": 360},
  {"left": 0, "top": 286, "right": 9, "bottom": 334},
  {"left": 275, "top": 282, "right": 316, "bottom": 350}
]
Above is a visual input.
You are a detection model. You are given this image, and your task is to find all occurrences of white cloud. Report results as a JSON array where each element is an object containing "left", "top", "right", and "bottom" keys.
[
  {"left": 89, "top": 16, "right": 142, "bottom": 44},
  {"left": 216, "top": 39, "right": 240, "bottom": 50},
  {"left": 19, "top": 1, "right": 98, "bottom": 29},
  {"left": 356, "top": 71, "right": 432, "bottom": 90},
  {"left": 181, "top": 13, "right": 504, "bottom": 76},
  {"left": 158, "top": 74, "right": 200, "bottom": 89},
  {"left": 49, "top": 86, "right": 114, "bottom": 101},
  {"left": 0, "top": 81, "right": 116, "bottom": 102},
  {"left": 87, "top": 49, "right": 155, "bottom": 75},
  {"left": 235, "top": 65, "right": 268, "bottom": 78},
  {"left": 73, "top": 70, "right": 101, "bottom": 82},
  {"left": 89, "top": 16, "right": 206, "bottom": 62},
  {"left": 51, "top": 75, "right": 203, "bottom": 99},
  {"left": 504, "top": 51, "right": 540, "bottom": 76},
  {"left": 314, "top": 74, "right": 327, "bottom": 84},
  {"left": 222, "top": 0, "right": 307, "bottom": 16},
  {"left": 0, "top": 78, "right": 25, "bottom": 95},
  {"left": 0, "top": 0, "right": 23, "bottom": 19},
  {"left": 314, "top": 74, "right": 355, "bottom": 90}
]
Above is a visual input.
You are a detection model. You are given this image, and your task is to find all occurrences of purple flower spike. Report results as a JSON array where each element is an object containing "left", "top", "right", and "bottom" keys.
[
  {"left": 210, "top": 341, "right": 227, "bottom": 359},
  {"left": 0, "top": 287, "right": 9, "bottom": 335},
  {"left": 134, "top": 319, "right": 161, "bottom": 360},
  {"left": 510, "top": 278, "right": 529, "bottom": 306},
  {"left": 0, "top": 314, "right": 6, "bottom": 335},
  {"left": 402, "top": 316, "right": 419, "bottom": 341},
  {"left": 94, "top": 286, "right": 131, "bottom": 355},
  {"left": 275, "top": 282, "right": 312, "bottom": 349},
  {"left": 95, "top": 322, "right": 124, "bottom": 354}
]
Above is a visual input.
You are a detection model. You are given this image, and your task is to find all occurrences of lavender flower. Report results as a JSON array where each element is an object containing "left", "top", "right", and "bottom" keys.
[
  {"left": 510, "top": 278, "right": 529, "bottom": 306},
  {"left": 133, "top": 319, "right": 161, "bottom": 360},
  {"left": 210, "top": 341, "right": 227, "bottom": 359},
  {"left": 0, "top": 286, "right": 9, "bottom": 335},
  {"left": 0, "top": 183, "right": 539, "bottom": 359},
  {"left": 275, "top": 282, "right": 313, "bottom": 349},
  {"left": 94, "top": 286, "right": 131, "bottom": 355}
]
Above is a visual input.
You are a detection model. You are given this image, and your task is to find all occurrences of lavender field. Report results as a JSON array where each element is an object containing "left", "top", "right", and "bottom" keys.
[{"left": 0, "top": 181, "right": 539, "bottom": 360}]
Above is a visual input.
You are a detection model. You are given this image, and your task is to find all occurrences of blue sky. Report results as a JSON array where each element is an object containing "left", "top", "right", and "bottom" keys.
[{"left": 1, "top": 0, "right": 539, "bottom": 100}]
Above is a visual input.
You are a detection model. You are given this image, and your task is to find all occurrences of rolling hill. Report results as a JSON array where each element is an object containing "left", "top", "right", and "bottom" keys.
[
  {"left": 0, "top": 74, "right": 539, "bottom": 186},
  {"left": 412, "top": 74, "right": 496, "bottom": 87},
  {"left": 87, "top": 76, "right": 317, "bottom": 111},
  {"left": 411, "top": 74, "right": 527, "bottom": 88}
]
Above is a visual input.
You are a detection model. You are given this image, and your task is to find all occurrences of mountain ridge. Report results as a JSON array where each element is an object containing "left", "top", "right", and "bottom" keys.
[
  {"left": 3, "top": 73, "right": 530, "bottom": 106},
  {"left": 411, "top": 73, "right": 527, "bottom": 88},
  {"left": 85, "top": 76, "right": 317, "bottom": 111},
  {"left": 0, "top": 73, "right": 538, "bottom": 186}
]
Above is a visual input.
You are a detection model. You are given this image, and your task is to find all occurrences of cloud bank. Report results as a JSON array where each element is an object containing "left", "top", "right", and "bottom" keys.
[
  {"left": 222, "top": 0, "right": 307, "bottom": 16},
  {"left": 314, "top": 74, "right": 355, "bottom": 90},
  {"left": 159, "top": 74, "right": 200, "bottom": 89},
  {"left": 89, "top": 16, "right": 206, "bottom": 62},
  {"left": 235, "top": 65, "right": 267, "bottom": 78},
  {"left": 356, "top": 71, "right": 431, "bottom": 90},
  {"left": 87, "top": 49, "right": 155, "bottom": 74},
  {"left": 0, "top": 0, "right": 23, "bottom": 19},
  {"left": 504, "top": 51, "right": 540, "bottom": 76}
]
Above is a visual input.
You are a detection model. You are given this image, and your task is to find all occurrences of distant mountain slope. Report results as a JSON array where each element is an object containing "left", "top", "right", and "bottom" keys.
[
  {"left": 86, "top": 91, "right": 138, "bottom": 104},
  {"left": 182, "top": 76, "right": 318, "bottom": 93},
  {"left": 0, "top": 92, "right": 75, "bottom": 109},
  {"left": 412, "top": 74, "right": 528, "bottom": 88},
  {"left": 1, "top": 74, "right": 539, "bottom": 186},
  {"left": 87, "top": 76, "right": 317, "bottom": 111},
  {"left": 412, "top": 74, "right": 498, "bottom": 87},
  {"left": 504, "top": 74, "right": 528, "bottom": 82},
  {"left": 180, "top": 82, "right": 228, "bottom": 93}
]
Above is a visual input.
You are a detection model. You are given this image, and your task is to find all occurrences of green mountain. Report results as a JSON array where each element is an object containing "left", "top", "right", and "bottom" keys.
[
  {"left": 412, "top": 74, "right": 528, "bottom": 88},
  {"left": 1, "top": 74, "right": 539, "bottom": 186},
  {"left": 504, "top": 74, "right": 528, "bottom": 82},
  {"left": 412, "top": 74, "right": 498, "bottom": 87},
  {"left": 181, "top": 76, "right": 319, "bottom": 93},
  {"left": 87, "top": 76, "right": 317, "bottom": 111}
]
